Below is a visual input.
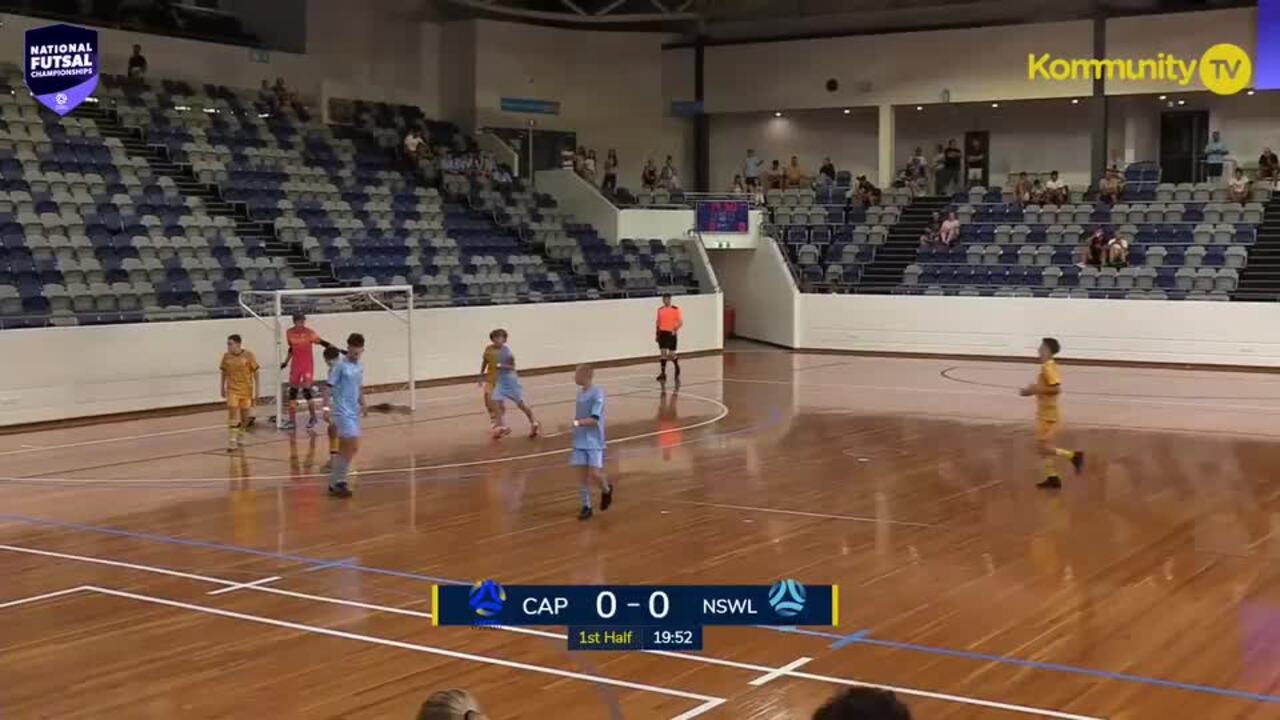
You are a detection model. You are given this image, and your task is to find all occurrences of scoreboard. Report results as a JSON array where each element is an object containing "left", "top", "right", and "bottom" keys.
[
  {"left": 696, "top": 200, "right": 750, "bottom": 233},
  {"left": 433, "top": 579, "right": 838, "bottom": 652}
]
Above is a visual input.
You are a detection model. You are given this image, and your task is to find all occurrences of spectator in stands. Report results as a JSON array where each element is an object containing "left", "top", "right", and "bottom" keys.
[
  {"left": 1029, "top": 178, "right": 1046, "bottom": 204},
  {"left": 1044, "top": 170, "right": 1068, "bottom": 205},
  {"left": 1107, "top": 232, "right": 1130, "bottom": 268},
  {"left": 731, "top": 174, "right": 746, "bottom": 194},
  {"left": 1098, "top": 167, "right": 1124, "bottom": 205},
  {"left": 602, "top": 149, "right": 618, "bottom": 192},
  {"left": 818, "top": 156, "right": 836, "bottom": 185},
  {"left": 918, "top": 211, "right": 941, "bottom": 246},
  {"left": 1228, "top": 167, "right": 1251, "bottom": 203},
  {"left": 641, "top": 158, "right": 658, "bottom": 190},
  {"left": 942, "top": 139, "right": 962, "bottom": 195},
  {"left": 667, "top": 164, "right": 683, "bottom": 191},
  {"left": 492, "top": 163, "right": 514, "bottom": 188},
  {"left": 1013, "top": 172, "right": 1033, "bottom": 205},
  {"left": 785, "top": 155, "right": 806, "bottom": 190},
  {"left": 404, "top": 129, "right": 425, "bottom": 160},
  {"left": 854, "top": 175, "right": 881, "bottom": 207},
  {"left": 908, "top": 146, "right": 928, "bottom": 178},
  {"left": 813, "top": 687, "right": 911, "bottom": 720},
  {"left": 965, "top": 136, "right": 986, "bottom": 188},
  {"left": 127, "top": 44, "right": 147, "bottom": 81},
  {"left": 1204, "top": 130, "right": 1229, "bottom": 181},
  {"left": 1259, "top": 147, "right": 1278, "bottom": 181},
  {"left": 272, "top": 77, "right": 295, "bottom": 107},
  {"left": 660, "top": 155, "right": 677, "bottom": 189},
  {"left": 932, "top": 143, "right": 947, "bottom": 195},
  {"left": 1083, "top": 226, "right": 1107, "bottom": 268},
  {"left": 257, "top": 79, "right": 275, "bottom": 111},
  {"left": 767, "top": 159, "right": 784, "bottom": 190},
  {"left": 418, "top": 689, "right": 488, "bottom": 720},
  {"left": 583, "top": 149, "right": 598, "bottom": 184},
  {"left": 938, "top": 211, "right": 960, "bottom": 246},
  {"left": 744, "top": 148, "right": 764, "bottom": 190}
]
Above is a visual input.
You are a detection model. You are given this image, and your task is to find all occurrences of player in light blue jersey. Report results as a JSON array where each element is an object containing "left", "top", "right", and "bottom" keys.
[
  {"left": 570, "top": 364, "right": 613, "bottom": 520},
  {"left": 488, "top": 328, "right": 541, "bottom": 439},
  {"left": 325, "top": 332, "right": 365, "bottom": 498}
]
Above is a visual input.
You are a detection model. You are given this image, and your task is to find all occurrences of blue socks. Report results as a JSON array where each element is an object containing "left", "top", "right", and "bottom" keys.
[
  {"left": 578, "top": 485, "right": 592, "bottom": 509},
  {"left": 329, "top": 455, "right": 350, "bottom": 488}
]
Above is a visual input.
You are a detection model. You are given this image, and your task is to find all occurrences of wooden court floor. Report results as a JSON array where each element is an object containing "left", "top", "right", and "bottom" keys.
[{"left": 5, "top": 347, "right": 1280, "bottom": 719}]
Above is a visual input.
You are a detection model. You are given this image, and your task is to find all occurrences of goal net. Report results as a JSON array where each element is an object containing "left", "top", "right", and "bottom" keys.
[{"left": 237, "top": 286, "right": 416, "bottom": 430}]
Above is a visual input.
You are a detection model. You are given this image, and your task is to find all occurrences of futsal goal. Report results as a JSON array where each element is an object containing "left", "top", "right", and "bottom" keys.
[{"left": 238, "top": 286, "right": 416, "bottom": 430}]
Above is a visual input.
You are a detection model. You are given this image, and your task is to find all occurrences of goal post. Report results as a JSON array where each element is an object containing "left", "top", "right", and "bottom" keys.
[{"left": 237, "top": 285, "right": 415, "bottom": 430}]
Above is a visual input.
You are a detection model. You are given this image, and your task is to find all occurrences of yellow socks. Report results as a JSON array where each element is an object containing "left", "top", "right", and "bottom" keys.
[
  {"left": 1054, "top": 448, "right": 1074, "bottom": 459},
  {"left": 1043, "top": 457, "right": 1059, "bottom": 478}
]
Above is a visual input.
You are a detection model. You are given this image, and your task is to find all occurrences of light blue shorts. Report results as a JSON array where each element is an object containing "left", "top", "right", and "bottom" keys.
[
  {"left": 491, "top": 378, "right": 524, "bottom": 404},
  {"left": 570, "top": 449, "right": 604, "bottom": 468},
  {"left": 333, "top": 414, "right": 361, "bottom": 439}
]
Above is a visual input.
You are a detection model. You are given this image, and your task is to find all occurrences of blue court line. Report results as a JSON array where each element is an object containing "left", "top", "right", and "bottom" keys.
[
  {"left": 759, "top": 625, "right": 844, "bottom": 640},
  {"left": 0, "top": 513, "right": 467, "bottom": 586},
  {"left": 829, "top": 629, "right": 870, "bottom": 649},
  {"left": 837, "top": 634, "right": 1280, "bottom": 705},
  {"left": 5, "top": 511, "right": 1280, "bottom": 704},
  {"left": 300, "top": 557, "right": 357, "bottom": 574}
]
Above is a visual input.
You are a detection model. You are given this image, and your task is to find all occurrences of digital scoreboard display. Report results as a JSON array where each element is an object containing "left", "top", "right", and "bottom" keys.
[
  {"left": 433, "top": 580, "right": 837, "bottom": 652},
  {"left": 696, "top": 200, "right": 749, "bottom": 233}
]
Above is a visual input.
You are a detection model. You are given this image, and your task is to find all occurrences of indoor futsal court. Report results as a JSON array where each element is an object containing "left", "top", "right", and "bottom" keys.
[{"left": 4, "top": 345, "right": 1280, "bottom": 719}]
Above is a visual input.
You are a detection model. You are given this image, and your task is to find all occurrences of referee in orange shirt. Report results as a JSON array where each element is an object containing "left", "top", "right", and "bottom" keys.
[{"left": 656, "top": 293, "right": 683, "bottom": 382}]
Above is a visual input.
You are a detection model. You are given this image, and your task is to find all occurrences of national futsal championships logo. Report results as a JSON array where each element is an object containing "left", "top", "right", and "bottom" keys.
[
  {"left": 24, "top": 23, "right": 99, "bottom": 116},
  {"left": 768, "top": 578, "right": 807, "bottom": 618},
  {"left": 469, "top": 579, "right": 506, "bottom": 618}
]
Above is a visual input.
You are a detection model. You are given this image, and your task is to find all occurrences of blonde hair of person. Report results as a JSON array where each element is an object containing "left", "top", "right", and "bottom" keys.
[{"left": 417, "top": 689, "right": 486, "bottom": 720}]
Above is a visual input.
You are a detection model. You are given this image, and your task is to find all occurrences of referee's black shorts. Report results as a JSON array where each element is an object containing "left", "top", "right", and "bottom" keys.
[{"left": 657, "top": 331, "right": 678, "bottom": 351}]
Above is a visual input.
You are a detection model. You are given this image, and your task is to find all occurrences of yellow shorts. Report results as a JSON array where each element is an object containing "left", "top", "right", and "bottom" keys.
[
  {"left": 1035, "top": 418, "right": 1059, "bottom": 443},
  {"left": 226, "top": 394, "right": 253, "bottom": 411}
]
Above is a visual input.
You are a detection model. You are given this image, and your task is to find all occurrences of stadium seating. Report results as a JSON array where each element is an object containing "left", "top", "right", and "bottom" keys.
[
  {"left": 0, "top": 65, "right": 309, "bottom": 328},
  {"left": 773, "top": 161, "right": 1276, "bottom": 300},
  {"left": 0, "top": 66, "right": 696, "bottom": 327}
]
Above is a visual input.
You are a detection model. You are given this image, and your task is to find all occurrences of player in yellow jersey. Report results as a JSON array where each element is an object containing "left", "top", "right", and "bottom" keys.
[
  {"left": 478, "top": 336, "right": 500, "bottom": 430},
  {"left": 1019, "top": 337, "right": 1084, "bottom": 489},
  {"left": 220, "top": 334, "right": 260, "bottom": 452}
]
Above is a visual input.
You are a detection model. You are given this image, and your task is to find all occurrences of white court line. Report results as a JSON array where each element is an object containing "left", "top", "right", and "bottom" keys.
[
  {"left": 748, "top": 656, "right": 812, "bottom": 686},
  {"left": 0, "top": 543, "right": 1104, "bottom": 719},
  {"left": 658, "top": 498, "right": 937, "bottom": 528},
  {"left": 0, "top": 585, "right": 89, "bottom": 609},
  {"left": 206, "top": 575, "right": 282, "bottom": 596},
  {"left": 0, "top": 371, "right": 660, "bottom": 459},
  {"left": 1, "top": 385, "right": 730, "bottom": 484},
  {"left": 719, "top": 375, "right": 1280, "bottom": 414},
  {"left": 83, "top": 585, "right": 725, "bottom": 718}
]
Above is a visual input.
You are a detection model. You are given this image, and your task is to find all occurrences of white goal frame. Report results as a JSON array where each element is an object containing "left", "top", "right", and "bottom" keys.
[{"left": 237, "top": 285, "right": 415, "bottom": 429}]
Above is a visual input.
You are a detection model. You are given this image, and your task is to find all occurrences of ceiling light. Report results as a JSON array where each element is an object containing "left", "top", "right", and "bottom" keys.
[
  {"left": 1158, "top": 95, "right": 1167, "bottom": 100},
  {"left": 915, "top": 105, "right": 923, "bottom": 111},
  {"left": 990, "top": 103, "right": 999, "bottom": 108},
  {"left": 1071, "top": 98, "right": 1079, "bottom": 104},
  {"left": 774, "top": 111, "right": 782, "bottom": 117},
  {"left": 843, "top": 108, "right": 851, "bottom": 115},
  {"left": 1247, "top": 90, "right": 1256, "bottom": 96},
  {"left": 1177, "top": 99, "right": 1186, "bottom": 106}
]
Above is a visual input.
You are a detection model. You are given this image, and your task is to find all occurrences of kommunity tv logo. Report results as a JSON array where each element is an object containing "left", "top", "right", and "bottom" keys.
[{"left": 1028, "top": 43, "right": 1252, "bottom": 95}]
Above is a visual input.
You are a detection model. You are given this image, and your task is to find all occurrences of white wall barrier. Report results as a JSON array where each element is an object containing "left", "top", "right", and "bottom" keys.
[
  {"left": 709, "top": 240, "right": 798, "bottom": 348},
  {"left": 0, "top": 295, "right": 723, "bottom": 427},
  {"left": 798, "top": 294, "right": 1280, "bottom": 367},
  {"left": 534, "top": 169, "right": 621, "bottom": 243}
]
